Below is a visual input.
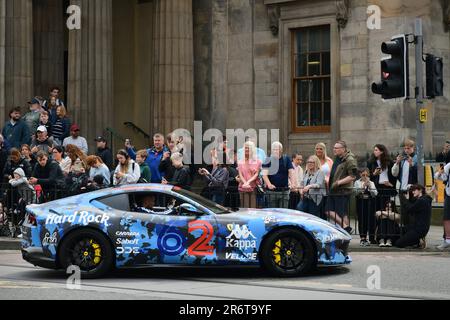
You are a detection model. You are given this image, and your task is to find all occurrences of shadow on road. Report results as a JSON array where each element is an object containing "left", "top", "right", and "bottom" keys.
[{"left": 12, "top": 265, "right": 351, "bottom": 282}]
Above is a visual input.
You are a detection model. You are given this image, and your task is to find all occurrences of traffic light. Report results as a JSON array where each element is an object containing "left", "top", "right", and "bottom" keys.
[
  {"left": 426, "top": 54, "right": 444, "bottom": 98},
  {"left": 372, "top": 35, "right": 409, "bottom": 99}
]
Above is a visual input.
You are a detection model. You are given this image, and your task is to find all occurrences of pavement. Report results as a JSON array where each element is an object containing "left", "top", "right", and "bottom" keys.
[{"left": 0, "top": 250, "right": 449, "bottom": 300}]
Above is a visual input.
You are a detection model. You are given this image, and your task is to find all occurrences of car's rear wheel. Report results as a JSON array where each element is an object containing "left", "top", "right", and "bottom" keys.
[
  {"left": 59, "top": 229, "right": 113, "bottom": 279},
  {"left": 260, "top": 228, "right": 315, "bottom": 277}
]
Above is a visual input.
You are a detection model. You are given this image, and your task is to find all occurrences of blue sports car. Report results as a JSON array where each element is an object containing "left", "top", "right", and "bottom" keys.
[{"left": 21, "top": 184, "right": 352, "bottom": 278}]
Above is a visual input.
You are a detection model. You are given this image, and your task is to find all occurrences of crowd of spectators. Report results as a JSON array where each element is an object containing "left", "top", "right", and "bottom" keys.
[{"left": 0, "top": 87, "right": 446, "bottom": 249}]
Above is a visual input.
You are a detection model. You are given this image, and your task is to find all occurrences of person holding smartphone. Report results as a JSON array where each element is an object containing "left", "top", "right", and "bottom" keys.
[
  {"left": 435, "top": 162, "right": 450, "bottom": 250},
  {"left": 367, "top": 144, "right": 397, "bottom": 213},
  {"left": 392, "top": 139, "right": 418, "bottom": 193},
  {"left": 199, "top": 151, "right": 229, "bottom": 205}
]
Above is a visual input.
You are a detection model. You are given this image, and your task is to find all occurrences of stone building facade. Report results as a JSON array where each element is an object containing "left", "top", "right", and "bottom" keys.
[{"left": 0, "top": 0, "right": 449, "bottom": 157}]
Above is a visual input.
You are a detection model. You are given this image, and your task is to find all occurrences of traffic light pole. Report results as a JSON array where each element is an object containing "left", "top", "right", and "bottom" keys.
[{"left": 415, "top": 18, "right": 425, "bottom": 185}]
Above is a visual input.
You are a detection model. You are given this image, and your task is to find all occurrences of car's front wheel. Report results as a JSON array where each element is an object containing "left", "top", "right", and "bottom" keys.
[
  {"left": 260, "top": 228, "right": 315, "bottom": 277},
  {"left": 59, "top": 229, "right": 113, "bottom": 279}
]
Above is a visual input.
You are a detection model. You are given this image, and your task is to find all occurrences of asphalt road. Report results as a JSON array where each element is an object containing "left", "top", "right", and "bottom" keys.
[{"left": 0, "top": 251, "right": 449, "bottom": 300}]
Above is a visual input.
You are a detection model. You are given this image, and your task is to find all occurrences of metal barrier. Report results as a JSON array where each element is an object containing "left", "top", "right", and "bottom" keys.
[{"left": 0, "top": 182, "right": 412, "bottom": 241}]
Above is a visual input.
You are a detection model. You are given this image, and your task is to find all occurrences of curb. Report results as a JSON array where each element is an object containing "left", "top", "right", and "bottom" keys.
[
  {"left": 349, "top": 247, "right": 446, "bottom": 253},
  {"left": 0, "top": 238, "right": 21, "bottom": 251}
]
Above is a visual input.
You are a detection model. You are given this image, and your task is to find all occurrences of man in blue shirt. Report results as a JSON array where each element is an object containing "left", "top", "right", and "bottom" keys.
[
  {"left": 2, "top": 107, "right": 31, "bottom": 149},
  {"left": 126, "top": 133, "right": 168, "bottom": 183},
  {"left": 262, "top": 142, "right": 297, "bottom": 208}
]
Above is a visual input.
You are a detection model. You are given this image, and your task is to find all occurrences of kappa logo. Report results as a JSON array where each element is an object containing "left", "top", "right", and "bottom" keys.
[{"left": 226, "top": 224, "right": 256, "bottom": 240}]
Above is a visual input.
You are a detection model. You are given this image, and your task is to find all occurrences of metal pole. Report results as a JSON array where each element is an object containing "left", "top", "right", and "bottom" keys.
[{"left": 415, "top": 18, "right": 424, "bottom": 185}]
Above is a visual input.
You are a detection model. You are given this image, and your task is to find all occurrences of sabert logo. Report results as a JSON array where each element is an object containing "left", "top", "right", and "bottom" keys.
[
  {"left": 45, "top": 211, "right": 110, "bottom": 226},
  {"left": 226, "top": 224, "right": 257, "bottom": 250}
]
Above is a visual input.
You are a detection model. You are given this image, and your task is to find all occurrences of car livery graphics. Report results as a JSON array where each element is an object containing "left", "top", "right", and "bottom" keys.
[{"left": 21, "top": 184, "right": 351, "bottom": 277}]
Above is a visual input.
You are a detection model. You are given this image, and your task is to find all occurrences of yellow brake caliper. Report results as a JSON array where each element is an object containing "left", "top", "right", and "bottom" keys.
[
  {"left": 90, "top": 240, "right": 102, "bottom": 265},
  {"left": 272, "top": 240, "right": 282, "bottom": 265}
]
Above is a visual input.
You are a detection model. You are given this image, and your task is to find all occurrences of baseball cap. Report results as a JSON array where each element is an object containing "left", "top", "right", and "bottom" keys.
[
  {"left": 37, "top": 125, "right": 47, "bottom": 133},
  {"left": 94, "top": 136, "right": 107, "bottom": 143},
  {"left": 28, "top": 98, "right": 40, "bottom": 105},
  {"left": 70, "top": 124, "right": 80, "bottom": 132}
]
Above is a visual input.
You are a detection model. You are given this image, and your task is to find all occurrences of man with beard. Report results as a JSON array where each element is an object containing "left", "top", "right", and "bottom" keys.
[{"left": 2, "top": 107, "right": 31, "bottom": 149}]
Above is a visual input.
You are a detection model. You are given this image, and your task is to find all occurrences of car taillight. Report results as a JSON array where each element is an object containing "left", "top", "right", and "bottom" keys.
[{"left": 25, "top": 212, "right": 37, "bottom": 227}]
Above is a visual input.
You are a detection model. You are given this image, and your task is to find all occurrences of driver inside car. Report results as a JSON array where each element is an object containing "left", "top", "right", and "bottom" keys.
[{"left": 133, "top": 195, "right": 173, "bottom": 215}]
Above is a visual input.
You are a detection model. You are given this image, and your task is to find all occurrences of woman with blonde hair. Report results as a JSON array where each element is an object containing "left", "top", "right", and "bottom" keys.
[
  {"left": 237, "top": 141, "right": 262, "bottom": 208},
  {"left": 296, "top": 155, "right": 326, "bottom": 218},
  {"left": 52, "top": 105, "right": 71, "bottom": 144},
  {"left": 315, "top": 143, "right": 333, "bottom": 185}
]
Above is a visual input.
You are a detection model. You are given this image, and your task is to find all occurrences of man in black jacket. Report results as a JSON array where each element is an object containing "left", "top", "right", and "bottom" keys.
[
  {"left": 436, "top": 140, "right": 450, "bottom": 164},
  {"left": 162, "top": 153, "right": 192, "bottom": 190},
  {"left": 396, "top": 184, "right": 432, "bottom": 248},
  {"left": 29, "top": 151, "right": 65, "bottom": 201},
  {"left": 95, "top": 136, "right": 113, "bottom": 170}
]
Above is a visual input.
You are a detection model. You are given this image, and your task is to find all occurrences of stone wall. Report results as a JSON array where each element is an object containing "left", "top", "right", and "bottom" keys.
[{"left": 194, "top": 0, "right": 450, "bottom": 159}]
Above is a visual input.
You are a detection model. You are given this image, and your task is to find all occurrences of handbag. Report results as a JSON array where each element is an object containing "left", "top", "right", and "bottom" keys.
[{"left": 255, "top": 178, "right": 266, "bottom": 195}]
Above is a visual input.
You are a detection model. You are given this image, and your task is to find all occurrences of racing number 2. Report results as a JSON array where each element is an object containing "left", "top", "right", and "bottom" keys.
[{"left": 188, "top": 220, "right": 214, "bottom": 256}]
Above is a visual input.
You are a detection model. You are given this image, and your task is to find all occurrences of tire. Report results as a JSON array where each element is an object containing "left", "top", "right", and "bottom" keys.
[
  {"left": 260, "top": 228, "right": 315, "bottom": 277},
  {"left": 59, "top": 229, "right": 113, "bottom": 279}
]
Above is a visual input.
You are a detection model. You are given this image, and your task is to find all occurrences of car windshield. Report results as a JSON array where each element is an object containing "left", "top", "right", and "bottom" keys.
[{"left": 173, "top": 189, "right": 232, "bottom": 215}]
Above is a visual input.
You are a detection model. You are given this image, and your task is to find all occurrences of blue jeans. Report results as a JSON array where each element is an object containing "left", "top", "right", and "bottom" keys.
[
  {"left": 212, "top": 193, "right": 225, "bottom": 206},
  {"left": 297, "top": 198, "right": 322, "bottom": 217}
]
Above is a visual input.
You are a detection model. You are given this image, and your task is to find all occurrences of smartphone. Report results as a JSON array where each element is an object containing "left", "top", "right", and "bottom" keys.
[{"left": 440, "top": 163, "right": 445, "bottom": 170}]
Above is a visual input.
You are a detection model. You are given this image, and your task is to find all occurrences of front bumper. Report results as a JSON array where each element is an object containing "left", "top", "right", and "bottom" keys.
[
  {"left": 317, "top": 240, "right": 352, "bottom": 266},
  {"left": 21, "top": 247, "right": 57, "bottom": 269}
]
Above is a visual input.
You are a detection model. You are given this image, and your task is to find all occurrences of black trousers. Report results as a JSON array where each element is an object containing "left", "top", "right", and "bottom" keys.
[
  {"left": 356, "top": 197, "right": 376, "bottom": 240},
  {"left": 395, "top": 229, "right": 423, "bottom": 248},
  {"left": 377, "top": 218, "right": 400, "bottom": 240}
]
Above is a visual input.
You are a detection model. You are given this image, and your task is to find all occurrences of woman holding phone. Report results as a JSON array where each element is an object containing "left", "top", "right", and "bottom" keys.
[{"left": 367, "top": 144, "right": 398, "bottom": 213}]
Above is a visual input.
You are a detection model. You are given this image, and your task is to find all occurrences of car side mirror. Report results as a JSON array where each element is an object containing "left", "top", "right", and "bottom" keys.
[{"left": 179, "top": 203, "right": 203, "bottom": 215}]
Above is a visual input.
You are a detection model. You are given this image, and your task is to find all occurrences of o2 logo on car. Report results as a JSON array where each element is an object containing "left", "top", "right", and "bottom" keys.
[
  {"left": 188, "top": 220, "right": 214, "bottom": 256},
  {"left": 157, "top": 226, "right": 187, "bottom": 256}
]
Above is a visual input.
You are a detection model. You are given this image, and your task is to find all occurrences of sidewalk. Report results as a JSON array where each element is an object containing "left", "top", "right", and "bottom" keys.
[
  {"left": 349, "top": 225, "right": 445, "bottom": 253},
  {"left": 0, "top": 237, "right": 21, "bottom": 251}
]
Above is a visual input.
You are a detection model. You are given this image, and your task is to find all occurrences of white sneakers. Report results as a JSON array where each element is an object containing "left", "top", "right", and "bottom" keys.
[{"left": 437, "top": 241, "right": 450, "bottom": 250}]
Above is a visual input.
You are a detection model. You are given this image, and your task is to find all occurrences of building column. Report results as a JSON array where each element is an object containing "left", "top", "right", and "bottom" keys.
[
  {"left": 152, "top": 0, "right": 194, "bottom": 134},
  {"left": 0, "top": 0, "right": 5, "bottom": 123},
  {"left": 67, "top": 0, "right": 113, "bottom": 149},
  {"left": 32, "top": 0, "right": 65, "bottom": 99},
  {"left": 3, "top": 0, "right": 33, "bottom": 121}
]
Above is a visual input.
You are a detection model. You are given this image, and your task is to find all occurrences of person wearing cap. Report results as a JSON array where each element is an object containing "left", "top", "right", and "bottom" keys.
[
  {"left": 95, "top": 136, "right": 113, "bottom": 170},
  {"left": 63, "top": 124, "right": 88, "bottom": 155},
  {"left": 30, "top": 126, "right": 55, "bottom": 155},
  {"left": 396, "top": 184, "right": 432, "bottom": 249},
  {"left": 2, "top": 107, "right": 31, "bottom": 149},
  {"left": 22, "top": 97, "right": 43, "bottom": 135}
]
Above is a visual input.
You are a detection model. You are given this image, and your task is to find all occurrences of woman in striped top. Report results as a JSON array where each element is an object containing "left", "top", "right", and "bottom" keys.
[{"left": 52, "top": 105, "right": 71, "bottom": 145}]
